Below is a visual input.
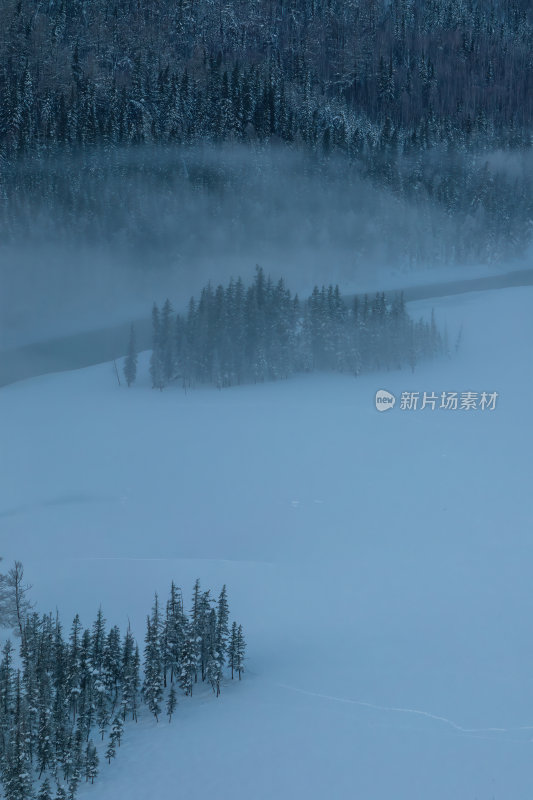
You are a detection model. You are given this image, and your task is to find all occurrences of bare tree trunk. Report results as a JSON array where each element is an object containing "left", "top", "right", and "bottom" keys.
[
  {"left": 13, "top": 562, "right": 25, "bottom": 638},
  {"left": 8, "top": 561, "right": 33, "bottom": 638}
]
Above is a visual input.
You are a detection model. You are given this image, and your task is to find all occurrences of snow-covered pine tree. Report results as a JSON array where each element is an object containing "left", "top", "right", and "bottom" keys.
[
  {"left": 215, "top": 585, "right": 229, "bottom": 669},
  {"left": 52, "top": 614, "right": 68, "bottom": 718},
  {"left": 52, "top": 684, "right": 70, "bottom": 777},
  {"left": 166, "top": 683, "right": 177, "bottom": 722},
  {"left": 178, "top": 622, "right": 196, "bottom": 697},
  {"left": 103, "top": 625, "right": 122, "bottom": 708},
  {"left": 91, "top": 609, "right": 106, "bottom": 676},
  {"left": 54, "top": 784, "right": 67, "bottom": 800},
  {"left": 160, "top": 299, "right": 175, "bottom": 386},
  {"left": 92, "top": 609, "right": 112, "bottom": 742},
  {"left": 67, "top": 615, "right": 82, "bottom": 724},
  {"left": 163, "top": 582, "right": 186, "bottom": 687},
  {"left": 235, "top": 624, "right": 246, "bottom": 680},
  {"left": 104, "top": 733, "right": 116, "bottom": 765},
  {"left": 66, "top": 725, "right": 83, "bottom": 799},
  {"left": 84, "top": 740, "right": 98, "bottom": 784},
  {"left": 120, "top": 625, "right": 139, "bottom": 722},
  {"left": 149, "top": 303, "right": 164, "bottom": 390},
  {"left": 204, "top": 608, "right": 222, "bottom": 696},
  {"left": 110, "top": 715, "right": 123, "bottom": 747},
  {"left": 189, "top": 579, "right": 201, "bottom": 683},
  {"left": 142, "top": 596, "right": 163, "bottom": 721},
  {"left": 131, "top": 644, "right": 141, "bottom": 722},
  {"left": 97, "top": 700, "right": 110, "bottom": 742},
  {"left": 123, "top": 324, "right": 138, "bottom": 387},
  {"left": 197, "top": 590, "right": 214, "bottom": 682},
  {"left": 19, "top": 614, "right": 39, "bottom": 763},
  {"left": 76, "top": 629, "right": 95, "bottom": 742},
  {"left": 36, "top": 675, "right": 55, "bottom": 778},
  {"left": 227, "top": 621, "right": 237, "bottom": 680},
  {"left": 0, "top": 645, "right": 15, "bottom": 783},
  {"left": 3, "top": 672, "right": 33, "bottom": 800},
  {"left": 37, "top": 778, "right": 53, "bottom": 800}
]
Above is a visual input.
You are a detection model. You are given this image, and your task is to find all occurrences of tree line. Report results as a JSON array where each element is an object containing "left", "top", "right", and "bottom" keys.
[
  {"left": 0, "top": 570, "right": 246, "bottom": 800},
  {"left": 124, "top": 268, "right": 444, "bottom": 390},
  {"left": 1, "top": 0, "right": 531, "bottom": 159}
]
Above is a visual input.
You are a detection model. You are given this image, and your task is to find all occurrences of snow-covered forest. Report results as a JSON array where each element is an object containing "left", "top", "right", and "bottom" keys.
[
  {"left": 0, "top": 572, "right": 245, "bottom": 800},
  {"left": 3, "top": 2, "right": 533, "bottom": 348},
  {"left": 1, "top": 0, "right": 533, "bottom": 313},
  {"left": 1, "top": 1, "right": 532, "bottom": 799}
]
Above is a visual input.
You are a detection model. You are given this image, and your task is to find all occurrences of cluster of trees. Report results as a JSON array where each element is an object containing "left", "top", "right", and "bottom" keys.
[
  {"left": 0, "top": 573, "right": 245, "bottom": 800},
  {"left": 125, "top": 268, "right": 443, "bottom": 390},
  {"left": 0, "top": 1, "right": 532, "bottom": 262}
]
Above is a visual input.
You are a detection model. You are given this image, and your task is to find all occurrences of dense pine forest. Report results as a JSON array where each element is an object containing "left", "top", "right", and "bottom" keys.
[
  {"left": 127, "top": 269, "right": 444, "bottom": 389},
  {"left": 0, "top": 566, "right": 245, "bottom": 800},
  {"left": 1, "top": 0, "right": 532, "bottom": 266},
  {"left": 2, "top": 0, "right": 532, "bottom": 151}
]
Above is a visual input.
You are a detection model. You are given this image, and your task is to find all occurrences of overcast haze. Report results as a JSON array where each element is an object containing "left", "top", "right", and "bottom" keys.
[{"left": 2, "top": 144, "right": 531, "bottom": 350}]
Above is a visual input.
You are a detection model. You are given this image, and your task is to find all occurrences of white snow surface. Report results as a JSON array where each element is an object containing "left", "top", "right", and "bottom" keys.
[{"left": 1, "top": 287, "right": 533, "bottom": 799}]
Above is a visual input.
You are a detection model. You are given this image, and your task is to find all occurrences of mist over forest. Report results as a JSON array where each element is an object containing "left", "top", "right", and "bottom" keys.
[
  {"left": 2, "top": 143, "right": 532, "bottom": 349},
  {"left": 1, "top": 0, "right": 532, "bottom": 345}
]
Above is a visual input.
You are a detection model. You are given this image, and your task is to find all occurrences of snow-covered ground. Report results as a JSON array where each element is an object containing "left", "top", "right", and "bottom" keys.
[{"left": 1, "top": 287, "right": 532, "bottom": 799}]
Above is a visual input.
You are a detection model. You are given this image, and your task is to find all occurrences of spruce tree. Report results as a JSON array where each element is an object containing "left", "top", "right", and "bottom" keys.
[
  {"left": 197, "top": 590, "right": 213, "bottom": 682},
  {"left": 97, "top": 703, "right": 110, "bottom": 741},
  {"left": 91, "top": 609, "right": 107, "bottom": 676},
  {"left": 37, "top": 678, "right": 55, "bottom": 778},
  {"left": 67, "top": 615, "right": 82, "bottom": 723},
  {"left": 84, "top": 741, "right": 98, "bottom": 784},
  {"left": 205, "top": 608, "right": 221, "bottom": 696},
  {"left": 104, "top": 735, "right": 116, "bottom": 765},
  {"left": 228, "top": 622, "right": 237, "bottom": 680},
  {"left": 4, "top": 672, "right": 33, "bottom": 800},
  {"left": 166, "top": 683, "right": 177, "bottom": 722},
  {"left": 52, "top": 684, "right": 69, "bottom": 775},
  {"left": 142, "top": 596, "right": 163, "bottom": 721},
  {"left": 178, "top": 622, "right": 196, "bottom": 697},
  {"left": 131, "top": 645, "right": 141, "bottom": 723},
  {"left": 163, "top": 582, "right": 185, "bottom": 687},
  {"left": 149, "top": 303, "right": 164, "bottom": 390},
  {"left": 215, "top": 585, "right": 229, "bottom": 671},
  {"left": 235, "top": 625, "right": 246, "bottom": 680},
  {"left": 121, "top": 626, "right": 139, "bottom": 722},
  {"left": 123, "top": 324, "right": 138, "bottom": 387},
  {"left": 105, "top": 626, "right": 122, "bottom": 703},
  {"left": 189, "top": 580, "right": 201, "bottom": 683},
  {"left": 66, "top": 725, "right": 84, "bottom": 799},
  {"left": 160, "top": 299, "right": 175, "bottom": 386},
  {"left": 37, "top": 778, "right": 53, "bottom": 800}
]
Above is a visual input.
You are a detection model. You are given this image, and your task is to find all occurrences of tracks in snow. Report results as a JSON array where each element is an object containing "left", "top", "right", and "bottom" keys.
[{"left": 276, "top": 682, "right": 533, "bottom": 743}]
